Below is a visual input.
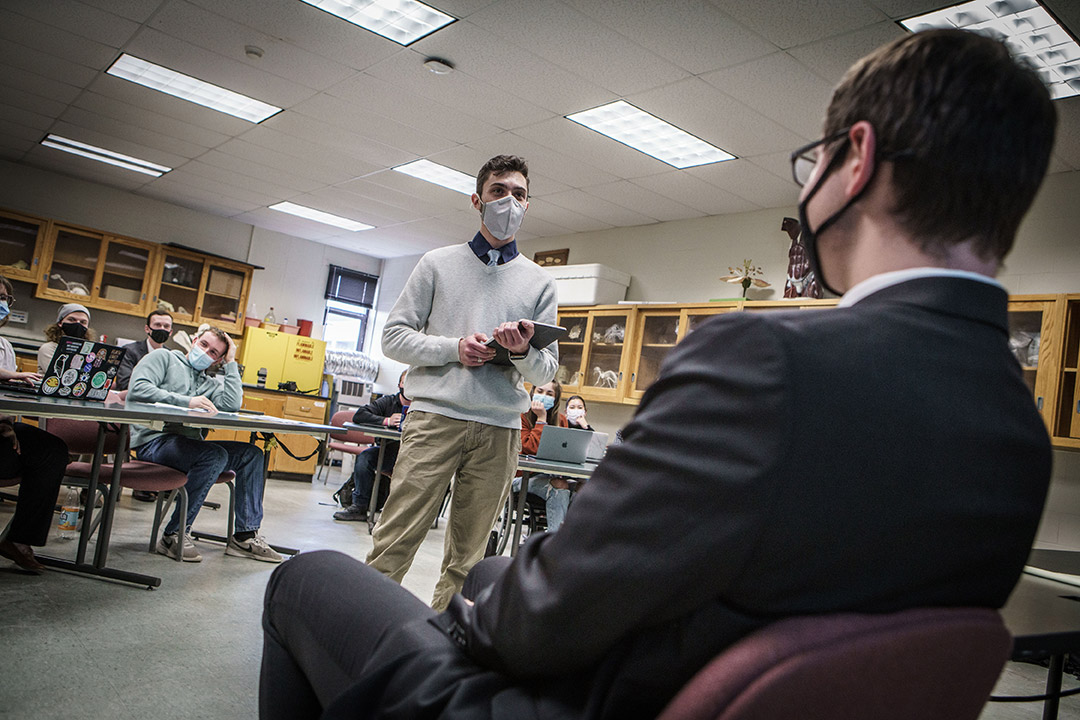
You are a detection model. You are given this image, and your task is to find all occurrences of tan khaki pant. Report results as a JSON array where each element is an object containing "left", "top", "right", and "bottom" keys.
[{"left": 366, "top": 410, "right": 520, "bottom": 611}]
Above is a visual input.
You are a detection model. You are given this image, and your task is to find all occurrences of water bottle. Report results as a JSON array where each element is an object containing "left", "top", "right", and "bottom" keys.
[
  {"left": 264, "top": 307, "right": 276, "bottom": 324},
  {"left": 57, "top": 486, "right": 80, "bottom": 540}
]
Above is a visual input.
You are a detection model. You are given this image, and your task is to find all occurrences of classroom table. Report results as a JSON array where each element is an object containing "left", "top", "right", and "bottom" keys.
[
  {"left": 1001, "top": 571, "right": 1080, "bottom": 720},
  {"left": 0, "top": 393, "right": 342, "bottom": 587},
  {"left": 511, "top": 456, "right": 597, "bottom": 556},
  {"left": 344, "top": 421, "right": 401, "bottom": 534}
]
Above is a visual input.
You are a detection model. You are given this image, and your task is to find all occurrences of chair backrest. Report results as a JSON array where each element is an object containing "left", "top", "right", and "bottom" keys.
[
  {"left": 657, "top": 607, "right": 1011, "bottom": 720},
  {"left": 330, "top": 410, "right": 374, "bottom": 446},
  {"left": 46, "top": 417, "right": 122, "bottom": 455}
]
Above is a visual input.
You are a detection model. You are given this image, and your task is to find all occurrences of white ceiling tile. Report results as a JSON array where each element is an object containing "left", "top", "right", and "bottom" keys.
[
  {"left": 195, "top": 150, "right": 324, "bottom": 193},
  {"left": 335, "top": 175, "right": 459, "bottom": 213},
  {"left": 148, "top": 1, "right": 357, "bottom": 91},
  {"left": 527, "top": 203, "right": 614, "bottom": 234},
  {"left": 328, "top": 73, "right": 500, "bottom": 144},
  {"left": 628, "top": 76, "right": 806, "bottom": 158},
  {"left": 512, "top": 116, "right": 674, "bottom": 179},
  {"left": 0, "top": 8, "right": 119, "bottom": 69},
  {"left": 0, "top": 37, "right": 100, "bottom": 88},
  {"left": 0, "top": 83, "right": 70, "bottom": 120},
  {"left": 687, "top": 159, "right": 800, "bottom": 209},
  {"left": 263, "top": 110, "right": 423, "bottom": 169},
  {"left": 633, "top": 171, "right": 759, "bottom": 216},
  {"left": 6, "top": 0, "right": 141, "bottom": 48},
  {"left": 865, "top": 0, "right": 946, "bottom": 19},
  {"left": 430, "top": 0, "right": 499, "bottom": 18},
  {"left": 137, "top": 181, "right": 254, "bottom": 217},
  {"left": 408, "top": 20, "right": 617, "bottom": 115},
  {"left": 462, "top": 131, "right": 619, "bottom": 190},
  {"left": 22, "top": 145, "right": 152, "bottom": 191},
  {"left": 284, "top": 187, "right": 420, "bottom": 226},
  {"left": 122, "top": 28, "right": 316, "bottom": 108},
  {"left": 0, "top": 103, "right": 54, "bottom": 134},
  {"left": 56, "top": 107, "right": 207, "bottom": 162},
  {"left": 700, "top": 52, "right": 835, "bottom": 139},
  {"left": 513, "top": 215, "right": 573, "bottom": 238},
  {"left": 71, "top": 90, "right": 231, "bottom": 148},
  {"left": 709, "top": 0, "right": 888, "bottom": 49},
  {"left": 0, "top": 118, "right": 44, "bottom": 144},
  {"left": 0, "top": 137, "right": 35, "bottom": 161},
  {"left": 787, "top": 21, "right": 906, "bottom": 86},
  {"left": 1050, "top": 98, "right": 1080, "bottom": 172},
  {"left": 467, "top": 0, "right": 689, "bottom": 96},
  {"left": 564, "top": 0, "right": 776, "bottom": 75},
  {"left": 231, "top": 127, "right": 382, "bottom": 180},
  {"left": 0, "top": 65, "right": 86, "bottom": 106},
  {"left": 363, "top": 48, "right": 556, "bottom": 131},
  {"left": 589, "top": 181, "right": 705, "bottom": 223},
  {"left": 357, "top": 168, "right": 477, "bottom": 212},
  {"left": 75, "top": 0, "right": 165, "bottom": 23},
  {"left": 155, "top": 167, "right": 277, "bottom": 207},
  {"left": 185, "top": 0, "right": 402, "bottom": 71},
  {"left": 542, "top": 189, "right": 658, "bottom": 227}
]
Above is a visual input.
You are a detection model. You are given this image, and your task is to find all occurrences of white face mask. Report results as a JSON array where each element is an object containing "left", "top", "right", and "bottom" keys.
[
  {"left": 480, "top": 194, "right": 526, "bottom": 241},
  {"left": 566, "top": 408, "right": 585, "bottom": 422}
]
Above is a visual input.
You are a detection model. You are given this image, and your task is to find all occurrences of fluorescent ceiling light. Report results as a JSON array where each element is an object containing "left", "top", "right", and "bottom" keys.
[
  {"left": 269, "top": 201, "right": 374, "bottom": 231},
  {"left": 299, "top": 0, "right": 455, "bottom": 46},
  {"left": 106, "top": 54, "right": 282, "bottom": 123},
  {"left": 566, "top": 101, "right": 735, "bottom": 169},
  {"left": 900, "top": 0, "right": 1080, "bottom": 99},
  {"left": 393, "top": 159, "right": 475, "bottom": 195},
  {"left": 40, "top": 134, "right": 171, "bottom": 177}
]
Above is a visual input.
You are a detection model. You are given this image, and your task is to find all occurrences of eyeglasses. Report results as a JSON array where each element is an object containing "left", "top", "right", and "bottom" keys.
[
  {"left": 0, "top": 295, "right": 15, "bottom": 306},
  {"left": 789, "top": 128, "right": 850, "bottom": 187}
]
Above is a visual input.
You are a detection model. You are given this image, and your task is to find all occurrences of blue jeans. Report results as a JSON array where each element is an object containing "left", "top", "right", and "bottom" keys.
[
  {"left": 511, "top": 473, "right": 571, "bottom": 532},
  {"left": 351, "top": 443, "right": 398, "bottom": 510},
  {"left": 136, "top": 434, "right": 266, "bottom": 536}
]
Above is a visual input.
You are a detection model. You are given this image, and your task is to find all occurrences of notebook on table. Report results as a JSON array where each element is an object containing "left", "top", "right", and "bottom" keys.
[
  {"left": 27, "top": 336, "right": 125, "bottom": 401},
  {"left": 533, "top": 425, "right": 593, "bottom": 465}
]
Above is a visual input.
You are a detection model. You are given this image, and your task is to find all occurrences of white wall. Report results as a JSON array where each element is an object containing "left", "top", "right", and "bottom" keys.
[
  {"left": 366, "top": 254, "right": 422, "bottom": 394},
  {"left": 0, "top": 160, "right": 383, "bottom": 343}
]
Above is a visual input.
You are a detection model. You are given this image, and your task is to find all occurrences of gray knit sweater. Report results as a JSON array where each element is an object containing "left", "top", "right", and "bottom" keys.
[{"left": 382, "top": 243, "right": 558, "bottom": 429}]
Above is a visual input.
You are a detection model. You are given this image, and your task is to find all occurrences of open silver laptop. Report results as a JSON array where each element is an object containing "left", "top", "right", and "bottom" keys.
[
  {"left": 586, "top": 431, "right": 609, "bottom": 461},
  {"left": 534, "top": 425, "right": 593, "bottom": 464}
]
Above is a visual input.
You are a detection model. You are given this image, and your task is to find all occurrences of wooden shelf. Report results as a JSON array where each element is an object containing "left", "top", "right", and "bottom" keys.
[
  {"left": 160, "top": 281, "right": 198, "bottom": 292},
  {"left": 204, "top": 290, "right": 241, "bottom": 300},
  {"left": 50, "top": 257, "right": 96, "bottom": 271},
  {"left": 102, "top": 268, "right": 146, "bottom": 280}
]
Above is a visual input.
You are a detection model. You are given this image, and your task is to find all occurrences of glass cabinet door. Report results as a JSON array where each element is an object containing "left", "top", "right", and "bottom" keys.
[
  {"left": 43, "top": 226, "right": 101, "bottom": 299},
  {"left": 582, "top": 311, "right": 630, "bottom": 400},
  {"left": 0, "top": 211, "right": 45, "bottom": 283},
  {"left": 555, "top": 313, "right": 588, "bottom": 393},
  {"left": 198, "top": 262, "right": 247, "bottom": 332},
  {"left": 1007, "top": 299, "right": 1058, "bottom": 426},
  {"left": 628, "top": 312, "right": 680, "bottom": 399},
  {"left": 98, "top": 237, "right": 152, "bottom": 311},
  {"left": 155, "top": 251, "right": 206, "bottom": 324}
]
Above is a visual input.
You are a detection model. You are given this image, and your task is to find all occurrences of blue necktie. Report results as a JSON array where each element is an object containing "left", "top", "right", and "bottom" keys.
[{"left": 487, "top": 249, "right": 500, "bottom": 266}]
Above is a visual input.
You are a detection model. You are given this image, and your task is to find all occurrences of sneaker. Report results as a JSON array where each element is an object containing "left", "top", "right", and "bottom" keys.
[
  {"left": 333, "top": 504, "right": 368, "bottom": 522},
  {"left": 226, "top": 534, "right": 283, "bottom": 563},
  {"left": 132, "top": 490, "right": 157, "bottom": 503},
  {"left": 157, "top": 532, "right": 202, "bottom": 562}
]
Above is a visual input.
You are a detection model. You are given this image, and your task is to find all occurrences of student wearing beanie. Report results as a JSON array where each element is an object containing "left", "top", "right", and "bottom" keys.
[{"left": 37, "top": 303, "right": 94, "bottom": 373}]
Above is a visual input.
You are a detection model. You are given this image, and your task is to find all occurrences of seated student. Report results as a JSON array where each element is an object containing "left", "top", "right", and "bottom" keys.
[
  {"left": 37, "top": 303, "right": 94, "bottom": 373},
  {"left": 0, "top": 275, "right": 67, "bottom": 574},
  {"left": 513, "top": 380, "right": 577, "bottom": 532},
  {"left": 564, "top": 394, "right": 592, "bottom": 431},
  {"left": 116, "top": 309, "right": 174, "bottom": 391},
  {"left": 333, "top": 371, "right": 408, "bottom": 522},
  {"left": 260, "top": 30, "right": 1056, "bottom": 720},
  {"left": 127, "top": 326, "right": 282, "bottom": 564}
]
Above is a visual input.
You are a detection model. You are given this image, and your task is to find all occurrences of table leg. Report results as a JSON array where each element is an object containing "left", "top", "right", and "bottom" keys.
[
  {"left": 75, "top": 422, "right": 107, "bottom": 565},
  {"left": 510, "top": 470, "right": 530, "bottom": 557},
  {"left": 367, "top": 439, "right": 386, "bottom": 535},
  {"left": 93, "top": 424, "right": 129, "bottom": 568},
  {"left": 1043, "top": 654, "right": 1065, "bottom": 720}
]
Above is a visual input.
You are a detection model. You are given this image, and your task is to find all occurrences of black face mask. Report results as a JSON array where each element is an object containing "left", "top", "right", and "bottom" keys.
[
  {"left": 149, "top": 328, "right": 170, "bottom": 344},
  {"left": 60, "top": 322, "right": 87, "bottom": 339}
]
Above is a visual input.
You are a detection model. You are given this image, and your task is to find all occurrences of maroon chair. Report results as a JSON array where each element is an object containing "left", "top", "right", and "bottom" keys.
[
  {"left": 46, "top": 418, "right": 191, "bottom": 560},
  {"left": 656, "top": 607, "right": 1011, "bottom": 720},
  {"left": 316, "top": 410, "right": 374, "bottom": 484}
]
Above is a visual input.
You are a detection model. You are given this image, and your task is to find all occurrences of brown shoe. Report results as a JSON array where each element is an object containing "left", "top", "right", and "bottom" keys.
[{"left": 0, "top": 539, "right": 45, "bottom": 574}]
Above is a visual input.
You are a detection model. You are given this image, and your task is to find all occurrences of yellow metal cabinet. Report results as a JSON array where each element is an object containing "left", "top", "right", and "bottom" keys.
[{"left": 239, "top": 327, "right": 325, "bottom": 392}]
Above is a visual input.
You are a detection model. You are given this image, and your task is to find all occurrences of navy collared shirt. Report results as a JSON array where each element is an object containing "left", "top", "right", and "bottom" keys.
[{"left": 468, "top": 232, "right": 518, "bottom": 265}]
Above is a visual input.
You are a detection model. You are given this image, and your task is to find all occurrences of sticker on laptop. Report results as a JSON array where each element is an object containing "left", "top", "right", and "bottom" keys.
[
  {"left": 42, "top": 376, "right": 60, "bottom": 395},
  {"left": 61, "top": 369, "right": 78, "bottom": 386}
]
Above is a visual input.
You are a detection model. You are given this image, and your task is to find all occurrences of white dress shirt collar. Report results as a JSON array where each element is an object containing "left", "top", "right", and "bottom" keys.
[{"left": 838, "top": 268, "right": 1002, "bottom": 308}]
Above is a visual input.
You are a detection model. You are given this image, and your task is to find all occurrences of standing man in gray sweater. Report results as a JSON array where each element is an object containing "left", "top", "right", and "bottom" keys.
[{"left": 371, "top": 154, "right": 558, "bottom": 610}]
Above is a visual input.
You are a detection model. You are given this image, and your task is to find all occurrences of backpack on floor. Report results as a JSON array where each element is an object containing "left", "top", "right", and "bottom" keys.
[{"left": 332, "top": 477, "right": 354, "bottom": 508}]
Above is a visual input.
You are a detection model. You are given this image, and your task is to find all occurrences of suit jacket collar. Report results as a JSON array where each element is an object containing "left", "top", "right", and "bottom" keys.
[{"left": 852, "top": 275, "right": 1009, "bottom": 334}]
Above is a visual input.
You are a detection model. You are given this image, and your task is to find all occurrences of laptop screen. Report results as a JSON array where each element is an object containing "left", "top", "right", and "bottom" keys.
[{"left": 40, "top": 336, "right": 125, "bottom": 401}]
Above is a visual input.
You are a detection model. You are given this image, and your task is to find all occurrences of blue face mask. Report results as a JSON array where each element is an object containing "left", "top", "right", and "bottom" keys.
[
  {"left": 188, "top": 346, "right": 215, "bottom": 371},
  {"left": 532, "top": 393, "right": 555, "bottom": 411},
  {"left": 0, "top": 301, "right": 8, "bottom": 323}
]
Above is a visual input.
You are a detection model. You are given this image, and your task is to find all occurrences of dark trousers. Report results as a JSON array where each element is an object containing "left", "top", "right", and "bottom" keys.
[
  {"left": 350, "top": 443, "right": 398, "bottom": 509},
  {"left": 260, "top": 550, "right": 511, "bottom": 719},
  {"left": 0, "top": 423, "right": 68, "bottom": 546}
]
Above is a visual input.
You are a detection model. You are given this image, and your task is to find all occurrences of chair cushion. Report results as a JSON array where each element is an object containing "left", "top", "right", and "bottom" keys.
[
  {"left": 328, "top": 441, "right": 370, "bottom": 455},
  {"left": 66, "top": 461, "right": 188, "bottom": 491}
]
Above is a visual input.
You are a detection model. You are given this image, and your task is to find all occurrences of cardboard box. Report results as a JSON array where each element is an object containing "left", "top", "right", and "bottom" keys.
[
  {"left": 207, "top": 269, "right": 242, "bottom": 297},
  {"left": 543, "top": 263, "right": 631, "bottom": 306},
  {"left": 103, "top": 285, "right": 141, "bottom": 304}
]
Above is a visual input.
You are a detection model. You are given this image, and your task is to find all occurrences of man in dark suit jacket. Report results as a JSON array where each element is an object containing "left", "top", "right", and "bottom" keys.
[
  {"left": 259, "top": 30, "right": 1057, "bottom": 720},
  {"left": 116, "top": 309, "right": 173, "bottom": 391}
]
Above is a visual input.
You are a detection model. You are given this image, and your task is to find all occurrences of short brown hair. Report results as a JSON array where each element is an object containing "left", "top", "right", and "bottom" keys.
[
  {"left": 147, "top": 309, "right": 172, "bottom": 325},
  {"left": 476, "top": 155, "right": 529, "bottom": 197},
  {"left": 823, "top": 29, "right": 1055, "bottom": 261},
  {"left": 197, "top": 326, "right": 230, "bottom": 353}
]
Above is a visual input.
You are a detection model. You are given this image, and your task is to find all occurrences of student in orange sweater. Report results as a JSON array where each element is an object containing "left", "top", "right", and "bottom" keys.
[{"left": 516, "top": 380, "right": 578, "bottom": 531}]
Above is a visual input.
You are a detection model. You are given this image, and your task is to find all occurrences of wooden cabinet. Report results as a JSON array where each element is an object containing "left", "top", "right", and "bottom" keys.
[
  {"left": 555, "top": 308, "right": 635, "bottom": 402},
  {"left": 37, "top": 223, "right": 156, "bottom": 316},
  {"left": 1046, "top": 295, "right": 1080, "bottom": 449},
  {"left": 1007, "top": 296, "right": 1063, "bottom": 431},
  {"left": 0, "top": 210, "right": 47, "bottom": 283},
  {"left": 148, "top": 248, "right": 253, "bottom": 334}
]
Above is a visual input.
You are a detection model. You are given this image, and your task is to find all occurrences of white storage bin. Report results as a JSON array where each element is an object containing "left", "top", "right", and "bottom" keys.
[{"left": 544, "top": 263, "right": 631, "bottom": 306}]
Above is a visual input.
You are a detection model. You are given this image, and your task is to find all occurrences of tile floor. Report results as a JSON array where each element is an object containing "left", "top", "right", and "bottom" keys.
[{"left": 0, "top": 469, "right": 1077, "bottom": 720}]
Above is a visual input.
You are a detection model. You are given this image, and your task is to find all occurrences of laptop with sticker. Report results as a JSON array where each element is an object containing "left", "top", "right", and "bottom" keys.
[
  {"left": 533, "top": 425, "right": 593, "bottom": 465},
  {"left": 37, "top": 336, "right": 125, "bottom": 401}
]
